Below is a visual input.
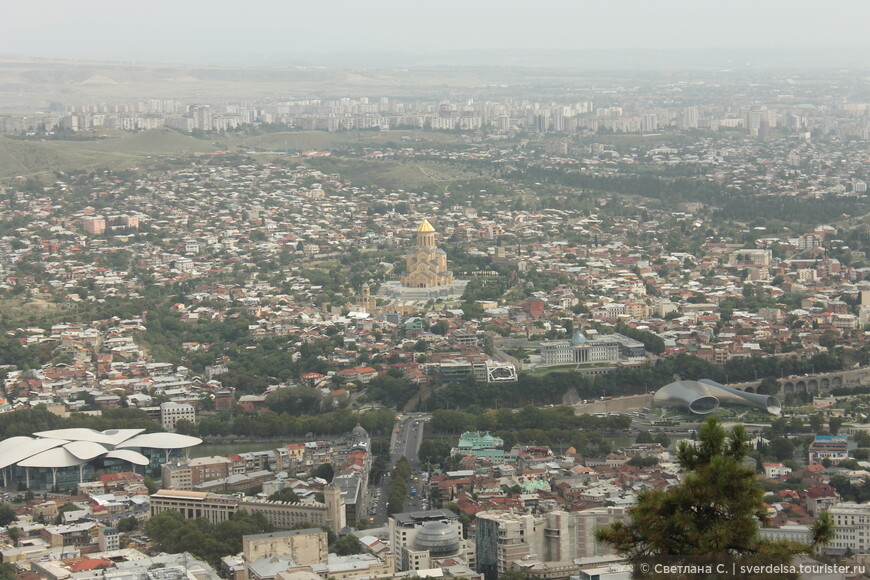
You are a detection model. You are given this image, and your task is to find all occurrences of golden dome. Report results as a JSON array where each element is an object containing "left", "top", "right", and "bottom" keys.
[{"left": 417, "top": 219, "right": 436, "bottom": 233}]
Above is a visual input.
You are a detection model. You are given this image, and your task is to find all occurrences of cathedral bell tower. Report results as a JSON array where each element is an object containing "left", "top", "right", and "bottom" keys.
[
  {"left": 402, "top": 219, "right": 454, "bottom": 288},
  {"left": 416, "top": 219, "right": 436, "bottom": 248}
]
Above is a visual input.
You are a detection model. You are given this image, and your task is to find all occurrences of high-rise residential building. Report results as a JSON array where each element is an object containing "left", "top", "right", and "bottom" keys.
[
  {"left": 678, "top": 106, "right": 699, "bottom": 129},
  {"left": 475, "top": 509, "right": 626, "bottom": 579},
  {"left": 475, "top": 511, "right": 541, "bottom": 580},
  {"left": 533, "top": 112, "right": 550, "bottom": 133},
  {"left": 192, "top": 105, "right": 211, "bottom": 131},
  {"left": 543, "top": 509, "right": 625, "bottom": 561}
]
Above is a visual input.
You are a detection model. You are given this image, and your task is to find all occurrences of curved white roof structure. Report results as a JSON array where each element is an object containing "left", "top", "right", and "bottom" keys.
[
  {"left": 0, "top": 437, "right": 68, "bottom": 469},
  {"left": 33, "top": 428, "right": 145, "bottom": 446},
  {"left": 64, "top": 441, "right": 109, "bottom": 461},
  {"left": 115, "top": 432, "right": 201, "bottom": 450},
  {"left": 653, "top": 379, "right": 781, "bottom": 415},
  {"left": 104, "top": 449, "right": 150, "bottom": 466},
  {"left": 19, "top": 447, "right": 86, "bottom": 468},
  {"left": 0, "top": 428, "right": 200, "bottom": 472}
]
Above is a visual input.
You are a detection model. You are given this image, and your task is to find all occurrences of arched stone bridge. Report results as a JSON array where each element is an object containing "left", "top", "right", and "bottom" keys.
[{"left": 727, "top": 367, "right": 870, "bottom": 396}]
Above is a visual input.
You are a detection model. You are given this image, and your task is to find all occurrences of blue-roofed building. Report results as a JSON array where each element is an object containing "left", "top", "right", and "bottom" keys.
[{"left": 808, "top": 435, "right": 849, "bottom": 466}]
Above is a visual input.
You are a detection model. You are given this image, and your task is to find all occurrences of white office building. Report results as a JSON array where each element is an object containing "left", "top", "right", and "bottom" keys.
[{"left": 160, "top": 402, "right": 196, "bottom": 432}]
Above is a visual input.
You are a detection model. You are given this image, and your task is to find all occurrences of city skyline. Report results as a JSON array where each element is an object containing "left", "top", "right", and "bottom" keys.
[{"left": 0, "top": 0, "right": 869, "bottom": 572}]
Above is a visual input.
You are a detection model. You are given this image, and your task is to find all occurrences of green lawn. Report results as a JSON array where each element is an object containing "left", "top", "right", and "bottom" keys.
[{"left": 530, "top": 363, "right": 614, "bottom": 376}]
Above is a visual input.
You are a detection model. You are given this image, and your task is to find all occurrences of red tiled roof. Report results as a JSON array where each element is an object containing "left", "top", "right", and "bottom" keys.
[{"left": 70, "top": 559, "right": 114, "bottom": 572}]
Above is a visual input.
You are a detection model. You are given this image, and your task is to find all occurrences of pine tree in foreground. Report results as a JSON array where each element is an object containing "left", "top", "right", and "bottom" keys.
[{"left": 595, "top": 417, "right": 834, "bottom": 573}]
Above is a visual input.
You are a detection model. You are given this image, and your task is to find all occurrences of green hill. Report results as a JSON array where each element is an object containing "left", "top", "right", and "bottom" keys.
[
  {"left": 244, "top": 130, "right": 462, "bottom": 152},
  {"left": 0, "top": 137, "right": 138, "bottom": 179},
  {"left": 0, "top": 129, "right": 221, "bottom": 180},
  {"left": 0, "top": 138, "right": 72, "bottom": 177},
  {"left": 86, "top": 127, "right": 218, "bottom": 154}
]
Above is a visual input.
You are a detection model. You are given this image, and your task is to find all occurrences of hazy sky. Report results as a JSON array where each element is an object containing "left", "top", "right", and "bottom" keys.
[{"left": 3, "top": 0, "right": 869, "bottom": 64}]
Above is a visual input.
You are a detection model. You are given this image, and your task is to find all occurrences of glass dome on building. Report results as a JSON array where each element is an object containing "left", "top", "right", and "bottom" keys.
[
  {"left": 414, "top": 522, "right": 461, "bottom": 557},
  {"left": 570, "top": 331, "right": 587, "bottom": 346}
]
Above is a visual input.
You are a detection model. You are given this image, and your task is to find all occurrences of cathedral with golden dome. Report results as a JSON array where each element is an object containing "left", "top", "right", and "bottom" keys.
[
  {"left": 377, "top": 218, "right": 468, "bottom": 306},
  {"left": 402, "top": 219, "right": 455, "bottom": 288}
]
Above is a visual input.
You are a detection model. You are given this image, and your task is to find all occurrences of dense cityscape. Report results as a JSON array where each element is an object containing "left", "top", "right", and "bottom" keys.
[{"left": 3, "top": 7, "right": 870, "bottom": 579}]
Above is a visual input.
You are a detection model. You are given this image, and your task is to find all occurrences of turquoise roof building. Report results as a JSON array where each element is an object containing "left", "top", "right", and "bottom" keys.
[{"left": 451, "top": 431, "right": 505, "bottom": 462}]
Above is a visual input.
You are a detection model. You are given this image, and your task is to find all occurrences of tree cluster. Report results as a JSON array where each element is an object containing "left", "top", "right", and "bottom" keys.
[
  {"left": 635, "top": 431, "right": 672, "bottom": 448},
  {"left": 365, "top": 374, "right": 418, "bottom": 409},
  {"left": 431, "top": 406, "right": 631, "bottom": 434},
  {"left": 388, "top": 457, "right": 412, "bottom": 514},
  {"left": 418, "top": 439, "right": 454, "bottom": 469},
  {"left": 829, "top": 475, "right": 870, "bottom": 503},
  {"left": 0, "top": 407, "right": 160, "bottom": 439},
  {"left": 144, "top": 509, "right": 273, "bottom": 566},
  {"left": 431, "top": 408, "right": 624, "bottom": 456},
  {"left": 267, "top": 488, "right": 301, "bottom": 503},
  {"left": 369, "top": 439, "right": 391, "bottom": 486},
  {"left": 614, "top": 322, "right": 666, "bottom": 355},
  {"left": 312, "top": 463, "right": 335, "bottom": 483},
  {"left": 334, "top": 534, "right": 364, "bottom": 556},
  {"left": 180, "top": 408, "right": 395, "bottom": 439},
  {"left": 0, "top": 504, "right": 17, "bottom": 527},
  {"left": 0, "top": 563, "right": 16, "bottom": 580}
]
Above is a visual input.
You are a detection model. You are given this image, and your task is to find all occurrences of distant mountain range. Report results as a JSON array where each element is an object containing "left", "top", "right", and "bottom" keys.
[
  {"left": 0, "top": 48, "right": 868, "bottom": 110},
  {"left": 6, "top": 47, "right": 870, "bottom": 69}
]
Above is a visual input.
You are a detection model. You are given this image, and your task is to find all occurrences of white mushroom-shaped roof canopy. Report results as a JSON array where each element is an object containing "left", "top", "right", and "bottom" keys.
[
  {"left": 33, "top": 428, "right": 145, "bottom": 446},
  {"left": 105, "top": 449, "right": 150, "bottom": 466},
  {"left": 19, "top": 446, "right": 86, "bottom": 468},
  {"left": 115, "top": 432, "right": 202, "bottom": 450},
  {"left": 0, "top": 427, "right": 200, "bottom": 470},
  {"left": 64, "top": 441, "right": 109, "bottom": 461},
  {"left": 0, "top": 437, "right": 68, "bottom": 469}
]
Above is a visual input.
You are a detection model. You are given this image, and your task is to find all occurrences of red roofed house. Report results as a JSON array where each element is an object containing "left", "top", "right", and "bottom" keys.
[
  {"left": 302, "top": 372, "right": 327, "bottom": 387},
  {"left": 805, "top": 483, "right": 840, "bottom": 516},
  {"left": 70, "top": 559, "right": 114, "bottom": 573},
  {"left": 99, "top": 471, "right": 144, "bottom": 493},
  {"left": 336, "top": 366, "right": 379, "bottom": 384}
]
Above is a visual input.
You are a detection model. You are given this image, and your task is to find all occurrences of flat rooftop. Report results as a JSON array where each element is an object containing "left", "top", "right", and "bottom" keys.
[{"left": 391, "top": 509, "right": 458, "bottom": 526}]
